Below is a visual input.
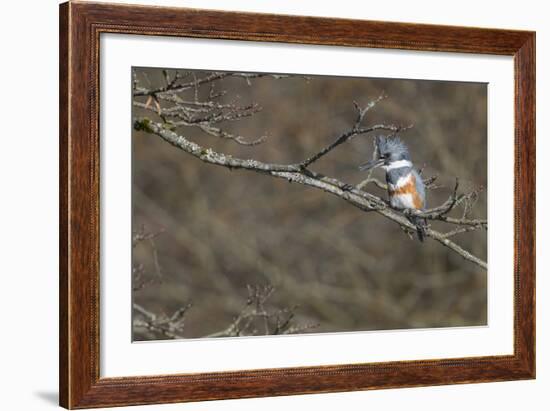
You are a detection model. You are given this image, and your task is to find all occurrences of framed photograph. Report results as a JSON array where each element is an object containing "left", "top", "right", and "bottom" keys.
[{"left": 59, "top": 2, "right": 535, "bottom": 408}]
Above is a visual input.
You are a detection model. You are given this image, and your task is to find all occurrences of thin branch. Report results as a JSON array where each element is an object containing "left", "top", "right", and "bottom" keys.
[
  {"left": 133, "top": 72, "right": 290, "bottom": 97},
  {"left": 441, "top": 225, "right": 485, "bottom": 239},
  {"left": 134, "top": 98, "right": 266, "bottom": 146},
  {"left": 133, "top": 303, "right": 190, "bottom": 339},
  {"left": 300, "top": 123, "right": 411, "bottom": 168},
  {"left": 299, "top": 96, "right": 412, "bottom": 168},
  {"left": 203, "top": 285, "right": 317, "bottom": 338},
  {"left": 357, "top": 177, "right": 388, "bottom": 190}
]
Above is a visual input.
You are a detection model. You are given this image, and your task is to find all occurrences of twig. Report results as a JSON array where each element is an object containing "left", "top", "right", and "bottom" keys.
[
  {"left": 203, "top": 285, "right": 316, "bottom": 338},
  {"left": 299, "top": 96, "right": 411, "bottom": 168}
]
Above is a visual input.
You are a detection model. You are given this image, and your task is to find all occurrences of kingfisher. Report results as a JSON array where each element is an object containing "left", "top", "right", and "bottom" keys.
[{"left": 359, "top": 135, "right": 427, "bottom": 241}]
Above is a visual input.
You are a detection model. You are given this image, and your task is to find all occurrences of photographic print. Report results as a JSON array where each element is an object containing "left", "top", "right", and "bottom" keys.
[
  {"left": 131, "top": 67, "right": 487, "bottom": 341},
  {"left": 60, "top": 5, "right": 535, "bottom": 406}
]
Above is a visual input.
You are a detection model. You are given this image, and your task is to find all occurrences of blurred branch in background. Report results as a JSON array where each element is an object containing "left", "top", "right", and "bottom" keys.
[
  {"left": 205, "top": 285, "right": 319, "bottom": 338},
  {"left": 134, "top": 273, "right": 316, "bottom": 340},
  {"left": 132, "top": 225, "right": 163, "bottom": 292}
]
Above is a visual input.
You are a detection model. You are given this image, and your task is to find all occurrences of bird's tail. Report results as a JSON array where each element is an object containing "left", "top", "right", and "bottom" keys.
[{"left": 408, "top": 215, "right": 427, "bottom": 242}]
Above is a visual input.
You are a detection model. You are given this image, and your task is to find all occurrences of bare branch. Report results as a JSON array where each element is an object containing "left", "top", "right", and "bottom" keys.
[
  {"left": 133, "top": 302, "right": 191, "bottom": 339},
  {"left": 441, "top": 225, "right": 485, "bottom": 239},
  {"left": 134, "top": 72, "right": 290, "bottom": 97},
  {"left": 357, "top": 177, "right": 388, "bottom": 191},
  {"left": 299, "top": 96, "right": 412, "bottom": 168},
  {"left": 204, "top": 285, "right": 318, "bottom": 338},
  {"left": 134, "top": 96, "right": 266, "bottom": 146},
  {"left": 300, "top": 122, "right": 411, "bottom": 168}
]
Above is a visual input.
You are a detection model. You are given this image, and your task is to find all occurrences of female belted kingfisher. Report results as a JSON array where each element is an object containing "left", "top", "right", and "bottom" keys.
[{"left": 359, "top": 135, "right": 427, "bottom": 241}]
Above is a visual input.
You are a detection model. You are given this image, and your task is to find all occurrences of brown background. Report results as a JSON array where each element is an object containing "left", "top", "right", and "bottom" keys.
[{"left": 132, "top": 68, "right": 487, "bottom": 340}]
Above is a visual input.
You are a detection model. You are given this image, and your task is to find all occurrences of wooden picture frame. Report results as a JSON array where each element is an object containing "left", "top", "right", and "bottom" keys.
[{"left": 59, "top": 1, "right": 535, "bottom": 408}]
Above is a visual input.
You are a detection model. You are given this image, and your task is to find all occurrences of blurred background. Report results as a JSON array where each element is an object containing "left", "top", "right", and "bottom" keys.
[{"left": 132, "top": 67, "right": 487, "bottom": 340}]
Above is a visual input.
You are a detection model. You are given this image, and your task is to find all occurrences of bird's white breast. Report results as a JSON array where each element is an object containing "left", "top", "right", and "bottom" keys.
[{"left": 390, "top": 193, "right": 416, "bottom": 209}]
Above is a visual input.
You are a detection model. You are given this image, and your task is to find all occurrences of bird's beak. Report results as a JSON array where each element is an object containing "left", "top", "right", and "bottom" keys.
[{"left": 358, "top": 158, "right": 384, "bottom": 171}]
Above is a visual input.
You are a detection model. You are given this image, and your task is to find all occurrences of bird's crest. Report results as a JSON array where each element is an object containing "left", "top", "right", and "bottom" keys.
[{"left": 375, "top": 135, "right": 410, "bottom": 159}]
